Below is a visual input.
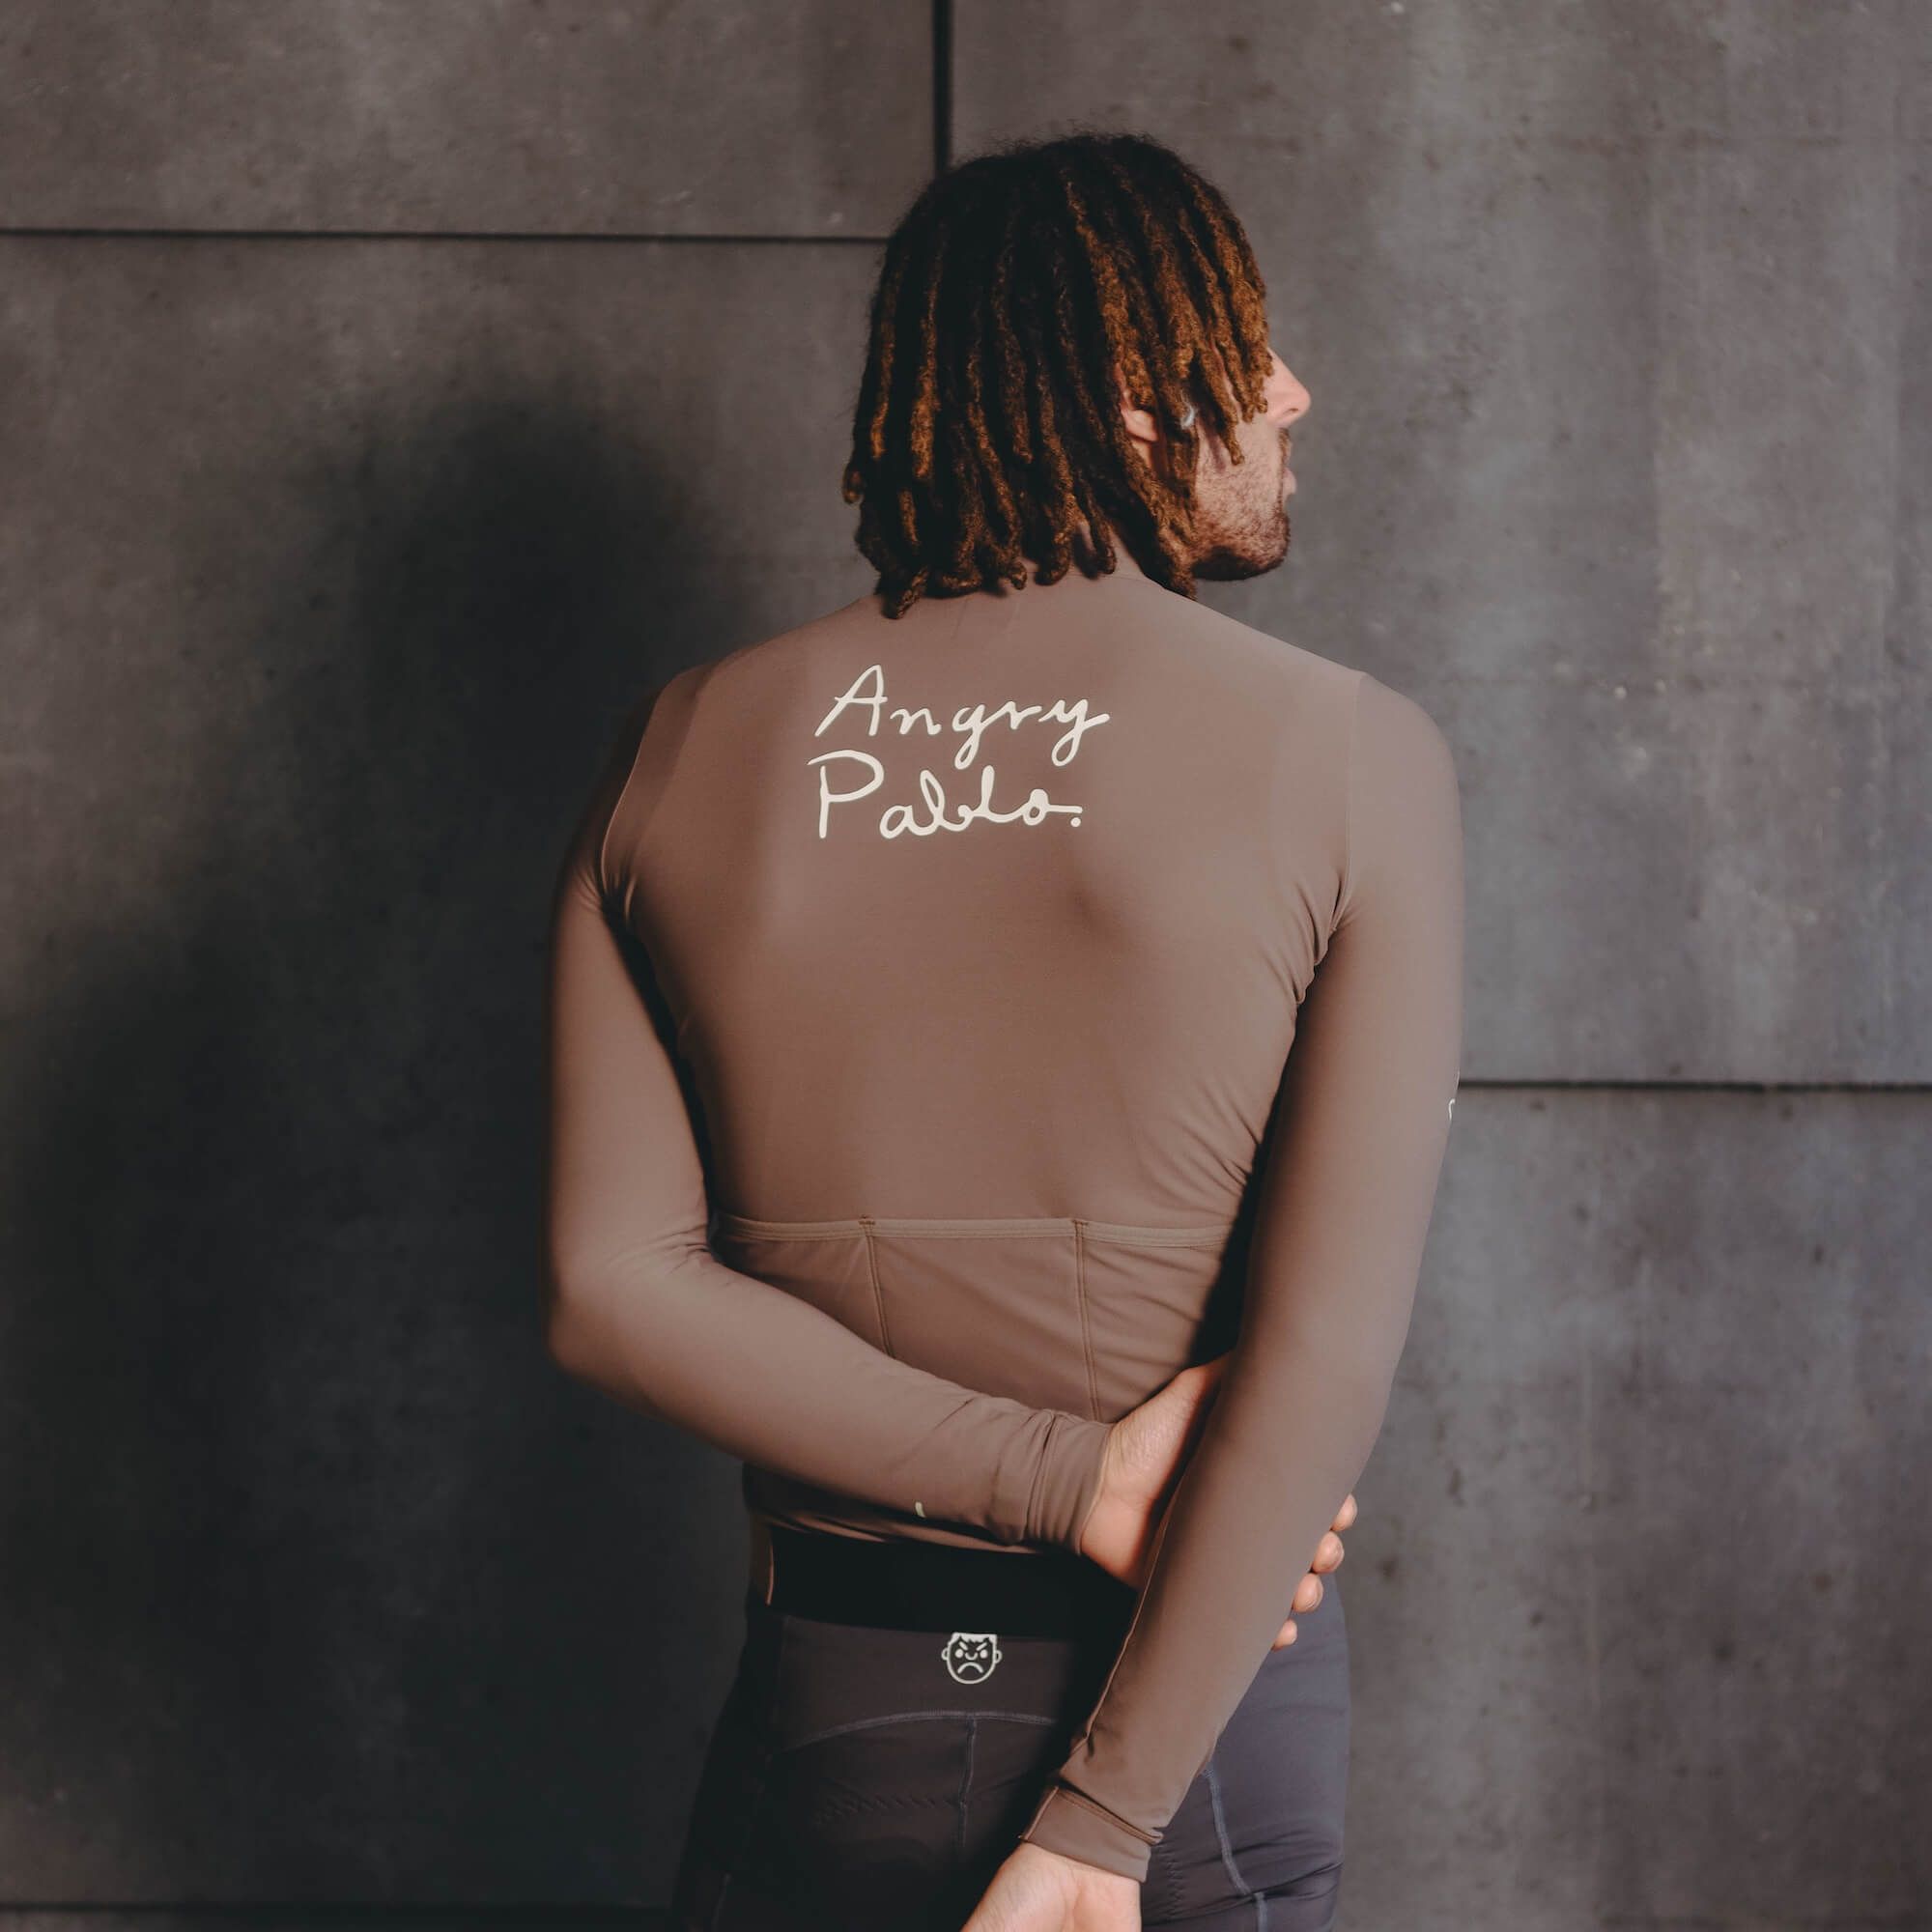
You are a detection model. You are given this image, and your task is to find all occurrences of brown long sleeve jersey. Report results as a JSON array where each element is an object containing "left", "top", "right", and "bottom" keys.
[{"left": 543, "top": 544, "right": 1464, "bottom": 1883}]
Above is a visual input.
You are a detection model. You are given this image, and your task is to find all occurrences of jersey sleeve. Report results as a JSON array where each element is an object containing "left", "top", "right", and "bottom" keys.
[
  {"left": 543, "top": 688, "right": 1112, "bottom": 1551},
  {"left": 1016, "top": 670, "right": 1466, "bottom": 1880}
]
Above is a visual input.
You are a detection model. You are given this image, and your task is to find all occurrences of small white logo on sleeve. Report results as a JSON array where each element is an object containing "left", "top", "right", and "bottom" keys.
[{"left": 941, "top": 1632, "right": 1003, "bottom": 1683}]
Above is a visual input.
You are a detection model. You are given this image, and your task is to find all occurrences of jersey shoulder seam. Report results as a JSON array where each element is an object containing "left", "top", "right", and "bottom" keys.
[
  {"left": 593, "top": 672, "right": 682, "bottom": 897},
  {"left": 1335, "top": 666, "right": 1370, "bottom": 927}
]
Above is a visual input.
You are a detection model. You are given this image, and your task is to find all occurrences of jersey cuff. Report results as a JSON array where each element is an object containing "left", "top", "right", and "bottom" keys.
[
  {"left": 1025, "top": 1410, "right": 1113, "bottom": 1549},
  {"left": 1017, "top": 1779, "right": 1161, "bottom": 1884}
]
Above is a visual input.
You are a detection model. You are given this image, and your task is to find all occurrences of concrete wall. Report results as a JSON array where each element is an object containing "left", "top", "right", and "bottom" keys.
[{"left": 0, "top": 4, "right": 1922, "bottom": 1926}]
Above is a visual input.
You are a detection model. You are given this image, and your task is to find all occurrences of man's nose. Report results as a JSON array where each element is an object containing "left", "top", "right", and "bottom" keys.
[{"left": 1265, "top": 353, "right": 1309, "bottom": 424}]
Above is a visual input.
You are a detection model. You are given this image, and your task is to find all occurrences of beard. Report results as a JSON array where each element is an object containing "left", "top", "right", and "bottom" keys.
[
  {"left": 1185, "top": 433, "right": 1293, "bottom": 582},
  {"left": 1189, "top": 499, "right": 1291, "bottom": 581}
]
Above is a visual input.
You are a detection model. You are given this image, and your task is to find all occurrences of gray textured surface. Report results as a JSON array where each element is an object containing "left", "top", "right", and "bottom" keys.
[
  {"left": 0, "top": 0, "right": 928, "bottom": 236},
  {"left": 0, "top": 233, "right": 874, "bottom": 1897},
  {"left": 0, "top": 1, "right": 1923, "bottom": 1924},
  {"left": 1349, "top": 1088, "right": 1931, "bottom": 1930},
  {"left": 962, "top": 0, "right": 1932, "bottom": 1083}
]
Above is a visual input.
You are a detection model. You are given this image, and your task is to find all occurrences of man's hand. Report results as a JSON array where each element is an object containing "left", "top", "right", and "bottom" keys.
[
  {"left": 1077, "top": 1351, "right": 1354, "bottom": 1648},
  {"left": 959, "top": 1841, "right": 1140, "bottom": 1932}
]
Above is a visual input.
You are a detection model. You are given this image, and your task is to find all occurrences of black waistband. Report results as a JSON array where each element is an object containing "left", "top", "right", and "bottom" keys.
[{"left": 760, "top": 1522, "right": 1137, "bottom": 1641}]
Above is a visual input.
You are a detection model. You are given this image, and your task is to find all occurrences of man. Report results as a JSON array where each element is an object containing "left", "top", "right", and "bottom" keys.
[{"left": 544, "top": 130, "right": 1463, "bottom": 1930}]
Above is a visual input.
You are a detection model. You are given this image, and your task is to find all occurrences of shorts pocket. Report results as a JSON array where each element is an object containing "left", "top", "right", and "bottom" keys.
[{"left": 767, "top": 1713, "right": 974, "bottom": 1927}]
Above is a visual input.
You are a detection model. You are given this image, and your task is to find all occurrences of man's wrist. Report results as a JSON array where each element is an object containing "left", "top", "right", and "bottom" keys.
[{"left": 1017, "top": 1838, "right": 1140, "bottom": 1890}]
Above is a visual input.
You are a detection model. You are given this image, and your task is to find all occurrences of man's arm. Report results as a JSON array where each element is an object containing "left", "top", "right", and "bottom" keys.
[
  {"left": 543, "top": 689, "right": 1110, "bottom": 1550},
  {"left": 1017, "top": 669, "right": 1465, "bottom": 1879}
]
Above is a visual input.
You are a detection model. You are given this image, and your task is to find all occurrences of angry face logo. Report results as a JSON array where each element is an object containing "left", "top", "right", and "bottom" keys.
[{"left": 940, "top": 1631, "right": 1002, "bottom": 1684}]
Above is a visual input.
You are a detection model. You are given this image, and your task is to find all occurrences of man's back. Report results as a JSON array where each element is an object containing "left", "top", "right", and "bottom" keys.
[
  {"left": 546, "top": 547, "right": 1462, "bottom": 1875},
  {"left": 594, "top": 555, "right": 1364, "bottom": 1522},
  {"left": 618, "top": 554, "right": 1358, "bottom": 1215}
]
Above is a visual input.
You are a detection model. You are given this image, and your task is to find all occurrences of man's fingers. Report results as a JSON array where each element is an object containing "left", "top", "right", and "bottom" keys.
[
  {"left": 1309, "top": 1530, "right": 1346, "bottom": 1575},
  {"left": 1331, "top": 1492, "right": 1358, "bottom": 1532},
  {"left": 1293, "top": 1572, "right": 1324, "bottom": 1614},
  {"left": 1271, "top": 1617, "right": 1298, "bottom": 1650}
]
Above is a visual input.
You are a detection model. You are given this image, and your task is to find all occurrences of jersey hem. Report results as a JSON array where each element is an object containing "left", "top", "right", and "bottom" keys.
[{"left": 716, "top": 1210, "right": 1232, "bottom": 1247}]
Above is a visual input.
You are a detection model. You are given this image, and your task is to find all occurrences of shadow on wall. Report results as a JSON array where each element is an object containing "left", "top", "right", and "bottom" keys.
[{"left": 5, "top": 388, "right": 756, "bottom": 1899}]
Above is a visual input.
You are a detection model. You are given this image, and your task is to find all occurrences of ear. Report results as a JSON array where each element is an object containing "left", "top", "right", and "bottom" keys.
[
  {"left": 1115, "top": 359, "right": 1163, "bottom": 447},
  {"left": 1118, "top": 386, "right": 1162, "bottom": 447}
]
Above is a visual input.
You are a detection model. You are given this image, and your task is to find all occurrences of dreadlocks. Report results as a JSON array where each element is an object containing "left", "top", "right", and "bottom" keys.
[{"left": 842, "top": 130, "right": 1275, "bottom": 617}]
